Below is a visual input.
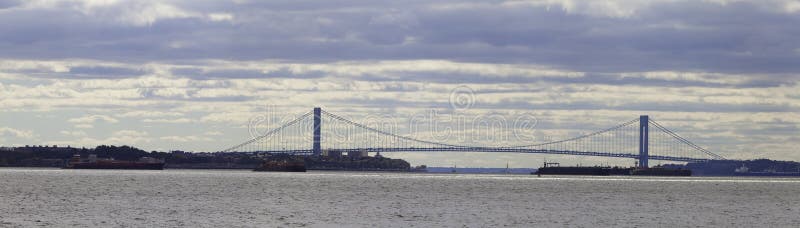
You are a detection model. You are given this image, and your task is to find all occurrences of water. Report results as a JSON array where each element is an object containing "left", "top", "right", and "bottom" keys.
[{"left": 1, "top": 168, "right": 798, "bottom": 227}]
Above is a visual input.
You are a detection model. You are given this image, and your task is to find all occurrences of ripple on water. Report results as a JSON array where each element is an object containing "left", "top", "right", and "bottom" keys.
[{"left": 0, "top": 168, "right": 799, "bottom": 227}]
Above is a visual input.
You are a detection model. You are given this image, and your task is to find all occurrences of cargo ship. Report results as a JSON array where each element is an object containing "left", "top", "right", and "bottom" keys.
[
  {"left": 64, "top": 154, "right": 165, "bottom": 170},
  {"left": 254, "top": 160, "right": 306, "bottom": 172},
  {"left": 533, "top": 162, "right": 634, "bottom": 176}
]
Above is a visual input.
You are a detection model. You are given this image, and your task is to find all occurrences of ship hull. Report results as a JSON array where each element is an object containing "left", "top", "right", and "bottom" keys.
[
  {"left": 254, "top": 161, "right": 306, "bottom": 172},
  {"left": 254, "top": 166, "right": 307, "bottom": 172},
  {"left": 534, "top": 167, "right": 690, "bottom": 176},
  {"left": 631, "top": 168, "right": 691, "bottom": 176},
  {"left": 534, "top": 167, "right": 613, "bottom": 176}
]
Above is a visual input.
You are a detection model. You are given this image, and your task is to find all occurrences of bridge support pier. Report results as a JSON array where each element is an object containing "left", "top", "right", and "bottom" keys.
[
  {"left": 313, "top": 107, "right": 322, "bottom": 156},
  {"left": 639, "top": 115, "right": 649, "bottom": 168}
]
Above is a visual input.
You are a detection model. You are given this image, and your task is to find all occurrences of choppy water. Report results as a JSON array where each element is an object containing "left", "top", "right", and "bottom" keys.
[{"left": 1, "top": 168, "right": 799, "bottom": 227}]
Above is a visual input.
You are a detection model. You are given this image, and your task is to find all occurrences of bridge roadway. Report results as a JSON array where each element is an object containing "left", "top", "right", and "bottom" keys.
[{"left": 246, "top": 147, "right": 710, "bottom": 163}]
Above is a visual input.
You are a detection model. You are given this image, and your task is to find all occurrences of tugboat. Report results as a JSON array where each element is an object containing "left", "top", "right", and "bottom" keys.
[
  {"left": 410, "top": 165, "right": 428, "bottom": 172},
  {"left": 64, "top": 154, "right": 165, "bottom": 170}
]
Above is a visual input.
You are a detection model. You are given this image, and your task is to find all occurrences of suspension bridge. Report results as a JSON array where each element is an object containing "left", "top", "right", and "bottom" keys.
[{"left": 222, "top": 108, "right": 725, "bottom": 168}]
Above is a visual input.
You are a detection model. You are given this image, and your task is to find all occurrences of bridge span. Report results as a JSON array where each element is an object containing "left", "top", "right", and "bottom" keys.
[{"left": 223, "top": 108, "right": 725, "bottom": 167}]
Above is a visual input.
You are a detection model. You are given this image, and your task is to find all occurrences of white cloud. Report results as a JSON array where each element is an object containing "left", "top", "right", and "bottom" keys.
[
  {"left": 208, "top": 13, "right": 234, "bottom": 22},
  {"left": 104, "top": 130, "right": 150, "bottom": 144},
  {"left": 503, "top": 0, "right": 800, "bottom": 18},
  {"left": 786, "top": 1, "right": 800, "bottom": 13},
  {"left": 0, "top": 127, "right": 35, "bottom": 139},
  {"left": 0, "top": 59, "right": 72, "bottom": 73},
  {"left": 115, "top": 110, "right": 184, "bottom": 118},
  {"left": 200, "top": 112, "right": 257, "bottom": 124},
  {"left": 49, "top": 129, "right": 151, "bottom": 148},
  {"left": 117, "top": 2, "right": 198, "bottom": 26},
  {"left": 142, "top": 118, "right": 193, "bottom": 123},
  {"left": 619, "top": 71, "right": 755, "bottom": 85},
  {"left": 68, "top": 114, "right": 119, "bottom": 124},
  {"left": 60, "top": 130, "right": 87, "bottom": 137},
  {"left": 20, "top": 0, "right": 200, "bottom": 26},
  {"left": 1, "top": 0, "right": 799, "bottom": 162},
  {"left": 74, "top": 124, "right": 94, "bottom": 129},
  {"left": 160, "top": 135, "right": 212, "bottom": 142},
  {"left": 502, "top": 0, "right": 661, "bottom": 18},
  {"left": 147, "top": 87, "right": 191, "bottom": 98}
]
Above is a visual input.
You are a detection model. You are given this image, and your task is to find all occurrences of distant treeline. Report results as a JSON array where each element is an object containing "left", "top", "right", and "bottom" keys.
[
  {"left": 304, "top": 155, "right": 411, "bottom": 170},
  {"left": 666, "top": 159, "right": 800, "bottom": 175},
  {"left": 0, "top": 145, "right": 262, "bottom": 167}
]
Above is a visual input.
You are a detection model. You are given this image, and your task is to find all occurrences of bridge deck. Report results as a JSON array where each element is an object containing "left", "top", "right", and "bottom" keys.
[{"left": 246, "top": 147, "right": 709, "bottom": 163}]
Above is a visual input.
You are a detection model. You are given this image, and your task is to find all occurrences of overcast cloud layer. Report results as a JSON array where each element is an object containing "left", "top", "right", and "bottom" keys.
[{"left": 1, "top": 0, "right": 799, "bottom": 166}]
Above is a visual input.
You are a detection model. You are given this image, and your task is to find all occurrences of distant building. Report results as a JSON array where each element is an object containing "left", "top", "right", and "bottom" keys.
[
  {"left": 322, "top": 149, "right": 342, "bottom": 158},
  {"left": 348, "top": 149, "right": 367, "bottom": 159}
]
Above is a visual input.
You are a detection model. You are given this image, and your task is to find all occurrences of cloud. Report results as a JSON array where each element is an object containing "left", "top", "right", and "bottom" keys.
[
  {"left": 48, "top": 129, "right": 151, "bottom": 147},
  {"left": 207, "top": 12, "right": 233, "bottom": 22},
  {"left": 60, "top": 130, "right": 87, "bottom": 137},
  {"left": 118, "top": 2, "right": 198, "bottom": 26},
  {"left": 0, "top": 0, "right": 22, "bottom": 9},
  {"left": 115, "top": 110, "right": 184, "bottom": 118},
  {"left": 104, "top": 130, "right": 150, "bottom": 144},
  {"left": 160, "top": 135, "right": 212, "bottom": 142},
  {"left": 502, "top": 0, "right": 654, "bottom": 18},
  {"left": 142, "top": 118, "right": 193, "bottom": 123},
  {"left": 68, "top": 114, "right": 119, "bottom": 124},
  {"left": 20, "top": 0, "right": 203, "bottom": 26},
  {"left": 503, "top": 0, "right": 800, "bottom": 18},
  {"left": 0, "top": 127, "right": 35, "bottom": 139},
  {"left": 0, "top": 0, "right": 796, "bottom": 74},
  {"left": 74, "top": 124, "right": 94, "bottom": 129},
  {"left": 0, "top": 0, "right": 799, "bottom": 163}
]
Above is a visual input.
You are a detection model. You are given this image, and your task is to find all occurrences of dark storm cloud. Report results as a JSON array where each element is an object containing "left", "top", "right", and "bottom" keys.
[{"left": 1, "top": 0, "right": 798, "bottom": 75}]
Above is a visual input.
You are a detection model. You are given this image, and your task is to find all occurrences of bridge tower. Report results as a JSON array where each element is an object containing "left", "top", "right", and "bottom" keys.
[
  {"left": 639, "top": 115, "right": 649, "bottom": 168},
  {"left": 313, "top": 107, "right": 322, "bottom": 156}
]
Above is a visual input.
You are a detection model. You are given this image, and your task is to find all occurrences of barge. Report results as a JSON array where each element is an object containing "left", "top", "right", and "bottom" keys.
[
  {"left": 533, "top": 162, "right": 691, "bottom": 176},
  {"left": 64, "top": 154, "right": 164, "bottom": 170}
]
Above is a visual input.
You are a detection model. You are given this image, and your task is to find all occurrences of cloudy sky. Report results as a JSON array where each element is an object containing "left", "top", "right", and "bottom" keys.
[{"left": 1, "top": 0, "right": 799, "bottom": 166}]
